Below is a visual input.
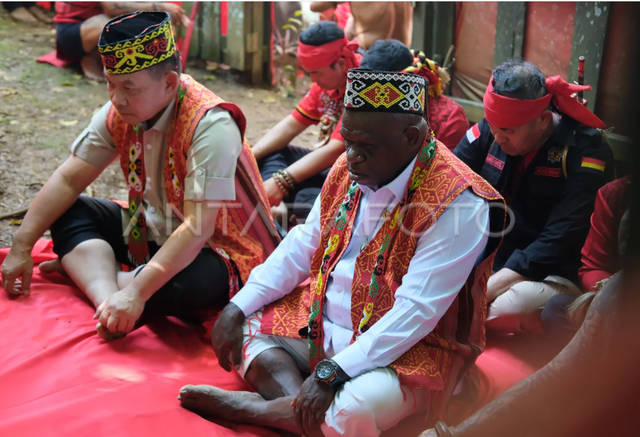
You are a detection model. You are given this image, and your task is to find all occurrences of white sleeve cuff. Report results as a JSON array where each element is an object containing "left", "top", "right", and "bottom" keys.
[
  {"left": 331, "top": 342, "right": 377, "bottom": 378},
  {"left": 230, "top": 286, "right": 267, "bottom": 317}
]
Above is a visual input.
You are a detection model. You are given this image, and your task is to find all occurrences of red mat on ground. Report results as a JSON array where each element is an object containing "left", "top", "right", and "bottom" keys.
[
  {"left": 0, "top": 240, "right": 544, "bottom": 436},
  {"left": 37, "top": 50, "right": 76, "bottom": 68}
]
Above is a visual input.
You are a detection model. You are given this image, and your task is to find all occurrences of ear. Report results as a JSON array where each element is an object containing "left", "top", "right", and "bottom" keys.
[
  {"left": 165, "top": 71, "right": 180, "bottom": 95},
  {"left": 404, "top": 125, "right": 422, "bottom": 150},
  {"left": 538, "top": 109, "right": 553, "bottom": 130},
  {"left": 336, "top": 57, "right": 348, "bottom": 74}
]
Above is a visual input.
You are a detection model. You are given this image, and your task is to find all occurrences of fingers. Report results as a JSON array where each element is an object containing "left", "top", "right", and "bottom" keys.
[
  {"left": 2, "top": 273, "right": 18, "bottom": 296},
  {"left": 230, "top": 336, "right": 242, "bottom": 370},
  {"left": 116, "top": 316, "right": 129, "bottom": 333},
  {"left": 215, "top": 343, "right": 231, "bottom": 372},
  {"left": 94, "top": 301, "right": 105, "bottom": 319},
  {"left": 21, "top": 268, "right": 32, "bottom": 296},
  {"left": 106, "top": 313, "right": 119, "bottom": 332}
]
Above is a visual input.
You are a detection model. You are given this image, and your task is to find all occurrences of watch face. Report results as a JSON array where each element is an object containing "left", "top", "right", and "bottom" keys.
[{"left": 316, "top": 361, "right": 335, "bottom": 380}]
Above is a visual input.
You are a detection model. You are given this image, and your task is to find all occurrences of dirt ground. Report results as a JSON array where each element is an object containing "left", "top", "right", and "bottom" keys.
[{"left": 0, "top": 9, "right": 314, "bottom": 248}]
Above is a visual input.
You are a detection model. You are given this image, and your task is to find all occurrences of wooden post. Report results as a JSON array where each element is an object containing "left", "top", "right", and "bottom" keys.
[
  {"left": 181, "top": 2, "right": 201, "bottom": 61},
  {"left": 249, "top": 2, "right": 265, "bottom": 85},
  {"left": 493, "top": 2, "right": 527, "bottom": 67},
  {"left": 226, "top": 2, "right": 251, "bottom": 72},
  {"left": 569, "top": 2, "right": 610, "bottom": 112},
  {"left": 431, "top": 2, "right": 455, "bottom": 66},
  {"left": 201, "top": 1, "right": 221, "bottom": 63},
  {"left": 411, "top": 2, "right": 434, "bottom": 58}
]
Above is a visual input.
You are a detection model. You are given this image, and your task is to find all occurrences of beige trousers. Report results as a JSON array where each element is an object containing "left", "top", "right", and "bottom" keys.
[
  {"left": 239, "top": 312, "right": 430, "bottom": 437},
  {"left": 486, "top": 275, "right": 582, "bottom": 334}
]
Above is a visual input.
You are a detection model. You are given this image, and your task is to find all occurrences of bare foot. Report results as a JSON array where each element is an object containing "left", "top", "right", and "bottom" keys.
[
  {"left": 116, "top": 265, "right": 144, "bottom": 290},
  {"left": 28, "top": 6, "right": 53, "bottom": 24},
  {"left": 10, "top": 7, "right": 37, "bottom": 23},
  {"left": 39, "top": 259, "right": 68, "bottom": 276},
  {"left": 81, "top": 55, "right": 105, "bottom": 82},
  {"left": 178, "top": 385, "right": 263, "bottom": 421}
]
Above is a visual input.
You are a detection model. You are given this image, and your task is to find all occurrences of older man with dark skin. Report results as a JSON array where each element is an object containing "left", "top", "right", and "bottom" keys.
[{"left": 178, "top": 69, "right": 504, "bottom": 437}]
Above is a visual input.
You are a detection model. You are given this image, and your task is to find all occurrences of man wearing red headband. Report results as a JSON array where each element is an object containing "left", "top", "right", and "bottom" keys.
[
  {"left": 360, "top": 39, "right": 469, "bottom": 149},
  {"left": 454, "top": 59, "right": 614, "bottom": 334},
  {"left": 252, "top": 21, "right": 361, "bottom": 226}
]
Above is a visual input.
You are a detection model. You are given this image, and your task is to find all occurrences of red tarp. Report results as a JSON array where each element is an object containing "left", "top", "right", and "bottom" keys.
[{"left": 0, "top": 241, "right": 543, "bottom": 436}]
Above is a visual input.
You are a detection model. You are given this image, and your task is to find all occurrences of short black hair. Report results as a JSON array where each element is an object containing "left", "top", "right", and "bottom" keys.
[
  {"left": 492, "top": 59, "right": 547, "bottom": 100},
  {"left": 360, "top": 39, "right": 414, "bottom": 71},
  {"left": 148, "top": 51, "right": 182, "bottom": 81},
  {"left": 298, "top": 21, "right": 344, "bottom": 46}
]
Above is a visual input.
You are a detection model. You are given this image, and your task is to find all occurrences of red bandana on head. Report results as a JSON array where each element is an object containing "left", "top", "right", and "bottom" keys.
[
  {"left": 297, "top": 37, "right": 361, "bottom": 71},
  {"left": 483, "top": 75, "right": 606, "bottom": 129}
]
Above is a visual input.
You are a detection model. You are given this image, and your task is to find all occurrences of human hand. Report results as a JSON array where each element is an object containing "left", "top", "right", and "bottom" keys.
[
  {"left": 159, "top": 3, "right": 189, "bottom": 27},
  {"left": 293, "top": 375, "right": 336, "bottom": 437},
  {"left": 211, "top": 303, "right": 245, "bottom": 372},
  {"left": 418, "top": 430, "right": 438, "bottom": 437},
  {"left": 1, "top": 243, "right": 34, "bottom": 297},
  {"left": 94, "top": 288, "right": 145, "bottom": 333},
  {"left": 264, "top": 177, "right": 285, "bottom": 208}
]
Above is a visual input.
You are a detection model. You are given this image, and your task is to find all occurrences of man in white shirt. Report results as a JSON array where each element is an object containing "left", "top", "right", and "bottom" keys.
[{"left": 179, "top": 69, "right": 504, "bottom": 436}]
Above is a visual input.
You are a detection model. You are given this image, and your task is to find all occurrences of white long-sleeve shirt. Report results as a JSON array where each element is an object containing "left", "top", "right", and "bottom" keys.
[{"left": 232, "top": 157, "right": 490, "bottom": 378}]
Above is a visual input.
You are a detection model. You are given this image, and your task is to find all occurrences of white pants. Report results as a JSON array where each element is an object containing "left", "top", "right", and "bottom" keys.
[
  {"left": 238, "top": 312, "right": 430, "bottom": 437},
  {"left": 486, "top": 275, "right": 582, "bottom": 334}
]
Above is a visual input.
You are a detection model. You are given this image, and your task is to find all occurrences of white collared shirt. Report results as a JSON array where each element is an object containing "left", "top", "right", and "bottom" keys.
[{"left": 232, "top": 156, "right": 489, "bottom": 378}]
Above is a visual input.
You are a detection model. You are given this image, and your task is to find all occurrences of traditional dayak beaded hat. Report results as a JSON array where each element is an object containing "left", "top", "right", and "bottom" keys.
[
  {"left": 98, "top": 11, "right": 177, "bottom": 75},
  {"left": 344, "top": 68, "right": 427, "bottom": 117}
]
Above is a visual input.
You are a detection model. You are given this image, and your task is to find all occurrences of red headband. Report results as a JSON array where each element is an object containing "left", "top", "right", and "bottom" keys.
[
  {"left": 483, "top": 75, "right": 606, "bottom": 129},
  {"left": 297, "top": 37, "right": 360, "bottom": 70}
]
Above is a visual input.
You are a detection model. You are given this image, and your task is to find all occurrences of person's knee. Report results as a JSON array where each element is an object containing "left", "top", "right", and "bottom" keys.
[
  {"left": 540, "top": 294, "right": 576, "bottom": 329},
  {"left": 50, "top": 196, "right": 93, "bottom": 238},
  {"left": 80, "top": 14, "right": 110, "bottom": 52},
  {"left": 322, "top": 369, "right": 407, "bottom": 436}
]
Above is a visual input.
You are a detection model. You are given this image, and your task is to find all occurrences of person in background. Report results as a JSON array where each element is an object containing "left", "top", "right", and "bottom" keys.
[
  {"left": 454, "top": 59, "right": 614, "bottom": 335},
  {"left": 359, "top": 39, "right": 469, "bottom": 150},
  {"left": 253, "top": 21, "right": 361, "bottom": 226},
  {"left": 54, "top": 2, "right": 188, "bottom": 80},
  {"left": 540, "top": 177, "right": 630, "bottom": 348},
  {"left": 2, "top": 2, "right": 52, "bottom": 23}
]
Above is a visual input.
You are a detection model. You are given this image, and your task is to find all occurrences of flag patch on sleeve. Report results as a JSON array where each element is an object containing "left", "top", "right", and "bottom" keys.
[
  {"left": 465, "top": 123, "right": 481, "bottom": 143},
  {"left": 581, "top": 157, "right": 606, "bottom": 172}
]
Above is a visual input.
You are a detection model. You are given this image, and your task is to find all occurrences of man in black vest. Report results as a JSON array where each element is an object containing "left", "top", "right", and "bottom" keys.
[{"left": 454, "top": 59, "right": 614, "bottom": 334}]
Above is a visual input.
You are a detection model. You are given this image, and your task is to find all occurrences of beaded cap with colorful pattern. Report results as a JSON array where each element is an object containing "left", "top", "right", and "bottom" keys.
[
  {"left": 344, "top": 69, "right": 427, "bottom": 116},
  {"left": 98, "top": 11, "right": 177, "bottom": 75}
]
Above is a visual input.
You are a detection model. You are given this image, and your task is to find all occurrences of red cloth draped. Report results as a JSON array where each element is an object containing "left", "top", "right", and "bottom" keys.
[
  {"left": 297, "top": 37, "right": 360, "bottom": 71},
  {"left": 483, "top": 75, "right": 606, "bottom": 129},
  {"left": 579, "top": 177, "right": 629, "bottom": 290}
]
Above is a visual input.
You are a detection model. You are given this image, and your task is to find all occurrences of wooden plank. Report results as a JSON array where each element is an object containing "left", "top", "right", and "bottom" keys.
[
  {"left": 568, "top": 2, "right": 610, "bottom": 112},
  {"left": 493, "top": 2, "right": 527, "bottom": 67},
  {"left": 451, "top": 96, "right": 485, "bottom": 124},
  {"left": 201, "top": 1, "right": 221, "bottom": 63},
  {"left": 411, "top": 2, "right": 434, "bottom": 57},
  {"left": 226, "top": 2, "right": 251, "bottom": 71},
  {"left": 250, "top": 2, "right": 264, "bottom": 85},
  {"left": 450, "top": 96, "right": 632, "bottom": 165},
  {"left": 181, "top": 2, "right": 201, "bottom": 61},
  {"left": 431, "top": 2, "right": 455, "bottom": 66}
]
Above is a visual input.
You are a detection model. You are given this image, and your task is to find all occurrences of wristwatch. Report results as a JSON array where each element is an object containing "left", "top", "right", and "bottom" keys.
[
  {"left": 434, "top": 422, "right": 455, "bottom": 437},
  {"left": 314, "top": 359, "right": 348, "bottom": 390}
]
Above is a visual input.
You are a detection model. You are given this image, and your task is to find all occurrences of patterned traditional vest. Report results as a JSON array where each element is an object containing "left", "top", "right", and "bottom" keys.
[
  {"left": 106, "top": 75, "right": 280, "bottom": 294},
  {"left": 261, "top": 141, "right": 504, "bottom": 417}
]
